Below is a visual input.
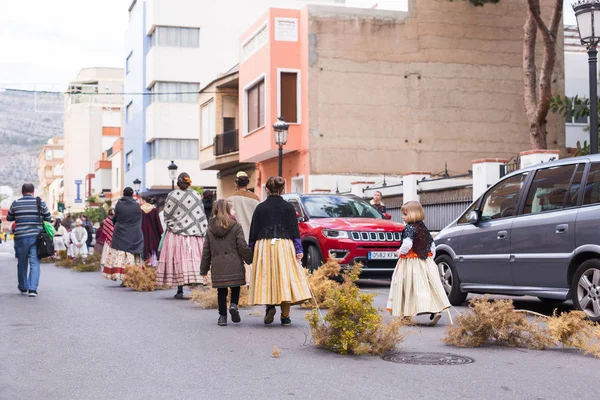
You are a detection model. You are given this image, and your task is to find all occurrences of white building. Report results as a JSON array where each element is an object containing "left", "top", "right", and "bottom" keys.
[{"left": 63, "top": 68, "right": 124, "bottom": 212}]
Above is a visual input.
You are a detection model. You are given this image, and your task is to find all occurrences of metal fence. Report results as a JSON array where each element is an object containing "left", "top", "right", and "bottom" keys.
[{"left": 387, "top": 200, "right": 472, "bottom": 231}]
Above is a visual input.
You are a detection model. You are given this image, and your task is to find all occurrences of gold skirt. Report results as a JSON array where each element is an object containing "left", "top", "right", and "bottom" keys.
[
  {"left": 386, "top": 257, "right": 451, "bottom": 317},
  {"left": 248, "top": 239, "right": 311, "bottom": 305}
]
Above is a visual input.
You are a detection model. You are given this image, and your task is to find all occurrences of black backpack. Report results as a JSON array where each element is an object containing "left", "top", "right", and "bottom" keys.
[{"left": 35, "top": 197, "right": 54, "bottom": 259}]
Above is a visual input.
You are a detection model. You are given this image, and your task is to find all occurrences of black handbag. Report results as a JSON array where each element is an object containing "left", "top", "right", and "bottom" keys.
[{"left": 35, "top": 197, "right": 54, "bottom": 259}]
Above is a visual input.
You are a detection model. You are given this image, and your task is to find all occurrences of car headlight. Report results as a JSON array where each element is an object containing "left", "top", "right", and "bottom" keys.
[{"left": 322, "top": 229, "right": 349, "bottom": 239}]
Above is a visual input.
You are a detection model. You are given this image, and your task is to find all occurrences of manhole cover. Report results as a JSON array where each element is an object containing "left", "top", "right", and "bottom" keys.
[{"left": 382, "top": 352, "right": 475, "bottom": 366}]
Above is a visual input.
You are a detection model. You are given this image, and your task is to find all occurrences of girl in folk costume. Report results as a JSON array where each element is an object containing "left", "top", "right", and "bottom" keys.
[
  {"left": 103, "top": 188, "right": 144, "bottom": 282},
  {"left": 53, "top": 218, "right": 69, "bottom": 254},
  {"left": 386, "top": 201, "right": 451, "bottom": 326},
  {"left": 100, "top": 209, "right": 115, "bottom": 270},
  {"left": 200, "top": 200, "right": 253, "bottom": 326},
  {"left": 70, "top": 219, "right": 89, "bottom": 264},
  {"left": 248, "top": 176, "right": 311, "bottom": 326},
  {"left": 156, "top": 172, "right": 208, "bottom": 299},
  {"left": 140, "top": 196, "right": 163, "bottom": 267}
]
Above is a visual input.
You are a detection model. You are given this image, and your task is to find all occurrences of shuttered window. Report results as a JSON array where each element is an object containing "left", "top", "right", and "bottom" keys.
[
  {"left": 247, "top": 79, "right": 265, "bottom": 133},
  {"left": 280, "top": 72, "right": 298, "bottom": 123}
]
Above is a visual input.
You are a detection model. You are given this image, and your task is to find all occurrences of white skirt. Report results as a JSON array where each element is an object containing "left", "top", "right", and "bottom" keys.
[{"left": 386, "top": 257, "right": 451, "bottom": 318}]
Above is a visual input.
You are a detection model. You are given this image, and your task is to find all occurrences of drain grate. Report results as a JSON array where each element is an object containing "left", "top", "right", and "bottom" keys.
[{"left": 382, "top": 352, "right": 475, "bottom": 366}]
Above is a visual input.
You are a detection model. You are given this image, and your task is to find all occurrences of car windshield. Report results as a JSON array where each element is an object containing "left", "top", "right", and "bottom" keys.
[{"left": 301, "top": 196, "right": 383, "bottom": 219}]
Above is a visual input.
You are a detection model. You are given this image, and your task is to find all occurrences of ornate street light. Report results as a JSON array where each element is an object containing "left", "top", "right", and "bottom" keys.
[
  {"left": 168, "top": 160, "right": 178, "bottom": 190},
  {"left": 133, "top": 178, "right": 142, "bottom": 195},
  {"left": 573, "top": 0, "right": 600, "bottom": 154},
  {"left": 273, "top": 117, "right": 289, "bottom": 177}
]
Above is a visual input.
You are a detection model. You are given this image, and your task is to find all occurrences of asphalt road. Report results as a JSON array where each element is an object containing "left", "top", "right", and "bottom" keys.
[{"left": 0, "top": 241, "right": 597, "bottom": 400}]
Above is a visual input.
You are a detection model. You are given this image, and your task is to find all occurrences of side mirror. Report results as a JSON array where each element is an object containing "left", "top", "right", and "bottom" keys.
[
  {"left": 296, "top": 211, "right": 306, "bottom": 223},
  {"left": 383, "top": 213, "right": 392, "bottom": 220},
  {"left": 467, "top": 210, "right": 480, "bottom": 225}
]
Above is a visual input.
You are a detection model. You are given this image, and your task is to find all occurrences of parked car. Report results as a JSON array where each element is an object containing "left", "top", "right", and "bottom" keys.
[
  {"left": 282, "top": 194, "right": 404, "bottom": 278},
  {"left": 434, "top": 155, "right": 600, "bottom": 321}
]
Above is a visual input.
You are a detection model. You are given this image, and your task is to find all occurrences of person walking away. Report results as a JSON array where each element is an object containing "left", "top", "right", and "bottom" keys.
[
  {"left": 201, "top": 199, "right": 253, "bottom": 326},
  {"left": 100, "top": 209, "right": 115, "bottom": 272},
  {"left": 248, "top": 176, "right": 311, "bottom": 326},
  {"left": 62, "top": 213, "right": 74, "bottom": 231},
  {"left": 156, "top": 173, "right": 208, "bottom": 299},
  {"left": 370, "top": 191, "right": 387, "bottom": 214},
  {"left": 386, "top": 201, "right": 450, "bottom": 326},
  {"left": 103, "top": 188, "right": 144, "bottom": 282},
  {"left": 94, "top": 220, "right": 105, "bottom": 254},
  {"left": 53, "top": 218, "right": 69, "bottom": 255},
  {"left": 70, "top": 219, "right": 89, "bottom": 265},
  {"left": 6, "top": 183, "right": 51, "bottom": 297},
  {"left": 227, "top": 171, "right": 260, "bottom": 284},
  {"left": 140, "top": 196, "right": 163, "bottom": 267}
]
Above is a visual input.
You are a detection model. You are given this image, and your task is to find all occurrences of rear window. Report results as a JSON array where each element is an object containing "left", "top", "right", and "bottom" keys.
[{"left": 301, "top": 196, "right": 382, "bottom": 219}]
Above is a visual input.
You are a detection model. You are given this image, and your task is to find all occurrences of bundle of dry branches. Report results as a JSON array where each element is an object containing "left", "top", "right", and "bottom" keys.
[
  {"left": 300, "top": 259, "right": 344, "bottom": 309},
  {"left": 190, "top": 283, "right": 249, "bottom": 309},
  {"left": 123, "top": 266, "right": 159, "bottom": 291}
]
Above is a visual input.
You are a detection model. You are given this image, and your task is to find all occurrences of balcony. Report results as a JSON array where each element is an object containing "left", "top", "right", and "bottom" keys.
[{"left": 214, "top": 129, "right": 239, "bottom": 156}]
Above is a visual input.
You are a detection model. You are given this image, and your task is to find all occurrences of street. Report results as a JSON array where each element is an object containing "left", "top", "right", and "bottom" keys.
[{"left": 0, "top": 241, "right": 597, "bottom": 400}]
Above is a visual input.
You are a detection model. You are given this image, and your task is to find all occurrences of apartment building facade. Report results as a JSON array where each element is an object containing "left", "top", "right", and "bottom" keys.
[
  {"left": 37, "top": 137, "right": 64, "bottom": 211},
  {"left": 235, "top": 1, "right": 565, "bottom": 197},
  {"left": 63, "top": 67, "right": 124, "bottom": 212}
]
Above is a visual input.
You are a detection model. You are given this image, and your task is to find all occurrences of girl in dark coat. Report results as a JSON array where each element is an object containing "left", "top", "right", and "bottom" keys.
[
  {"left": 201, "top": 199, "right": 253, "bottom": 326},
  {"left": 140, "top": 196, "right": 163, "bottom": 266},
  {"left": 102, "top": 187, "right": 144, "bottom": 282}
]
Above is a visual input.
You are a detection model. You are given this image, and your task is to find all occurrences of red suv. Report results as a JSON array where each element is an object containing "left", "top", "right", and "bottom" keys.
[{"left": 283, "top": 194, "right": 405, "bottom": 278}]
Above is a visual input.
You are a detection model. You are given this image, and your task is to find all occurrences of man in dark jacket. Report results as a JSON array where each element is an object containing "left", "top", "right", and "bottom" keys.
[{"left": 7, "top": 183, "right": 51, "bottom": 297}]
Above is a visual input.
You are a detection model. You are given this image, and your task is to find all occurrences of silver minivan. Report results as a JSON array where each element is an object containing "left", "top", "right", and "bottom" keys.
[{"left": 435, "top": 155, "right": 600, "bottom": 321}]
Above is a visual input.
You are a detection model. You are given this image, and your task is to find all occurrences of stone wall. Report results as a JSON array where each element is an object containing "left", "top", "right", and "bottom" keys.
[{"left": 306, "top": 0, "right": 565, "bottom": 176}]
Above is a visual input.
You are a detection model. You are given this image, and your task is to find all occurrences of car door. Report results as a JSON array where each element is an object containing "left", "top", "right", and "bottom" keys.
[
  {"left": 575, "top": 161, "right": 600, "bottom": 248},
  {"left": 510, "top": 163, "right": 583, "bottom": 288},
  {"left": 456, "top": 172, "right": 529, "bottom": 285}
]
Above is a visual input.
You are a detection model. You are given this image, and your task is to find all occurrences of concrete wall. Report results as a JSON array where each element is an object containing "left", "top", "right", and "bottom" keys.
[{"left": 306, "top": 0, "right": 565, "bottom": 176}]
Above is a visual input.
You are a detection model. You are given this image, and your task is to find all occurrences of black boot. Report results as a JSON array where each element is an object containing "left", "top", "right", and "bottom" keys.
[
  {"left": 218, "top": 315, "right": 227, "bottom": 326},
  {"left": 174, "top": 286, "right": 184, "bottom": 299}
]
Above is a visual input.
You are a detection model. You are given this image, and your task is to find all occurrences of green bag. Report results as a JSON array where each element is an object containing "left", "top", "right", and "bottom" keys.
[{"left": 43, "top": 221, "right": 55, "bottom": 240}]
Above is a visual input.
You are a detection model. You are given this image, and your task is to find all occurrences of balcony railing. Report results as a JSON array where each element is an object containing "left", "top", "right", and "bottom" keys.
[{"left": 214, "top": 129, "right": 239, "bottom": 156}]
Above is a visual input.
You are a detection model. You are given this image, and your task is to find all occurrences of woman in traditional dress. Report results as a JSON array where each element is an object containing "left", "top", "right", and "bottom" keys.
[
  {"left": 70, "top": 219, "right": 89, "bottom": 265},
  {"left": 100, "top": 209, "right": 115, "bottom": 270},
  {"left": 53, "top": 218, "right": 68, "bottom": 255},
  {"left": 102, "top": 188, "right": 144, "bottom": 282},
  {"left": 156, "top": 172, "right": 208, "bottom": 299},
  {"left": 140, "top": 196, "right": 163, "bottom": 267},
  {"left": 248, "top": 176, "right": 311, "bottom": 326}
]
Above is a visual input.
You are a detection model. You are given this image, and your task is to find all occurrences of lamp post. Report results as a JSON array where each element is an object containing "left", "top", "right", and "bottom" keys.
[
  {"left": 133, "top": 178, "right": 141, "bottom": 195},
  {"left": 99, "top": 192, "right": 105, "bottom": 220},
  {"left": 273, "top": 117, "right": 289, "bottom": 177},
  {"left": 573, "top": 0, "right": 600, "bottom": 154},
  {"left": 168, "top": 160, "right": 178, "bottom": 191}
]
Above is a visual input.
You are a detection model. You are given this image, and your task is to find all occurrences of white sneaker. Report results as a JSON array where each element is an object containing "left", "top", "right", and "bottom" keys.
[{"left": 28, "top": 291, "right": 38, "bottom": 297}]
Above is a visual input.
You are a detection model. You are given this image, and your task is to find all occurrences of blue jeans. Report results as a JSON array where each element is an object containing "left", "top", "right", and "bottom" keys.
[{"left": 14, "top": 236, "right": 40, "bottom": 292}]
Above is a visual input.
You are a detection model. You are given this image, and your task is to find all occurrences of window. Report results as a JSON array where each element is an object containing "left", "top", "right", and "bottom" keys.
[
  {"left": 149, "top": 139, "right": 199, "bottom": 160},
  {"left": 246, "top": 79, "right": 265, "bottom": 133},
  {"left": 126, "top": 102, "right": 133, "bottom": 123},
  {"left": 584, "top": 163, "right": 600, "bottom": 205},
  {"left": 151, "top": 26, "right": 200, "bottom": 48},
  {"left": 523, "top": 165, "right": 577, "bottom": 215},
  {"left": 480, "top": 173, "right": 528, "bottom": 221},
  {"left": 287, "top": 199, "right": 304, "bottom": 218},
  {"left": 126, "top": 52, "right": 132, "bottom": 74},
  {"left": 222, "top": 96, "right": 237, "bottom": 132},
  {"left": 151, "top": 82, "right": 199, "bottom": 103},
  {"left": 566, "top": 107, "right": 589, "bottom": 124},
  {"left": 125, "top": 151, "right": 133, "bottom": 172},
  {"left": 201, "top": 100, "right": 215, "bottom": 147},
  {"left": 301, "top": 196, "right": 383, "bottom": 219},
  {"left": 457, "top": 201, "right": 479, "bottom": 225},
  {"left": 280, "top": 71, "right": 298, "bottom": 123}
]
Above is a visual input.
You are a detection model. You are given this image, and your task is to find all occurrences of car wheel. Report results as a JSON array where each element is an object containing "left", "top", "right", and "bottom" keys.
[
  {"left": 436, "top": 254, "right": 467, "bottom": 306},
  {"left": 305, "top": 245, "right": 322, "bottom": 272},
  {"left": 571, "top": 259, "right": 600, "bottom": 322}
]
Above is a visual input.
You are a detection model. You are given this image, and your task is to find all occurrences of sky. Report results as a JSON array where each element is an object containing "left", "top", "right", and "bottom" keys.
[{"left": 0, "top": 0, "right": 578, "bottom": 92}]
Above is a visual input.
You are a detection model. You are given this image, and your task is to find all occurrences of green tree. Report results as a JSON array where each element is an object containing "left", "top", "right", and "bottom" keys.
[
  {"left": 454, "top": 0, "right": 563, "bottom": 149},
  {"left": 549, "top": 95, "right": 600, "bottom": 156}
]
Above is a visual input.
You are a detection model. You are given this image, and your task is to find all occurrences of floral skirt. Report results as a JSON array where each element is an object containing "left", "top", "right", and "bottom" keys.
[
  {"left": 155, "top": 232, "right": 204, "bottom": 287},
  {"left": 386, "top": 257, "right": 451, "bottom": 317},
  {"left": 100, "top": 240, "right": 112, "bottom": 266},
  {"left": 102, "top": 247, "right": 141, "bottom": 281},
  {"left": 248, "top": 239, "right": 311, "bottom": 306}
]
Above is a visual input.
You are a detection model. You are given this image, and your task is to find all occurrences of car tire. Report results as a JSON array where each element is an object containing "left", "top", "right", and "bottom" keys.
[
  {"left": 305, "top": 245, "right": 322, "bottom": 272},
  {"left": 435, "top": 254, "right": 467, "bottom": 306},
  {"left": 571, "top": 259, "right": 600, "bottom": 323}
]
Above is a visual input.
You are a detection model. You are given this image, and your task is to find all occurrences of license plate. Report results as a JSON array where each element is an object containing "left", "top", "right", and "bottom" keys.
[{"left": 368, "top": 251, "right": 398, "bottom": 260}]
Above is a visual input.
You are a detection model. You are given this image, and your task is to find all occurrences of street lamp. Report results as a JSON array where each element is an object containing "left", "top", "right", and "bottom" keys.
[
  {"left": 99, "top": 192, "right": 106, "bottom": 220},
  {"left": 573, "top": 0, "right": 600, "bottom": 154},
  {"left": 273, "top": 117, "right": 289, "bottom": 177},
  {"left": 168, "top": 160, "right": 178, "bottom": 190},
  {"left": 133, "top": 178, "right": 141, "bottom": 195}
]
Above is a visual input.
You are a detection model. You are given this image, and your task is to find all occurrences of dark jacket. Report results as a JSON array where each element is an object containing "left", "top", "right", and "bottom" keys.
[
  {"left": 110, "top": 196, "right": 144, "bottom": 255},
  {"left": 200, "top": 219, "right": 253, "bottom": 288}
]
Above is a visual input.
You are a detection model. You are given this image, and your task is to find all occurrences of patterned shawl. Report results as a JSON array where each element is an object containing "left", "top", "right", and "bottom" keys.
[{"left": 164, "top": 189, "right": 208, "bottom": 237}]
